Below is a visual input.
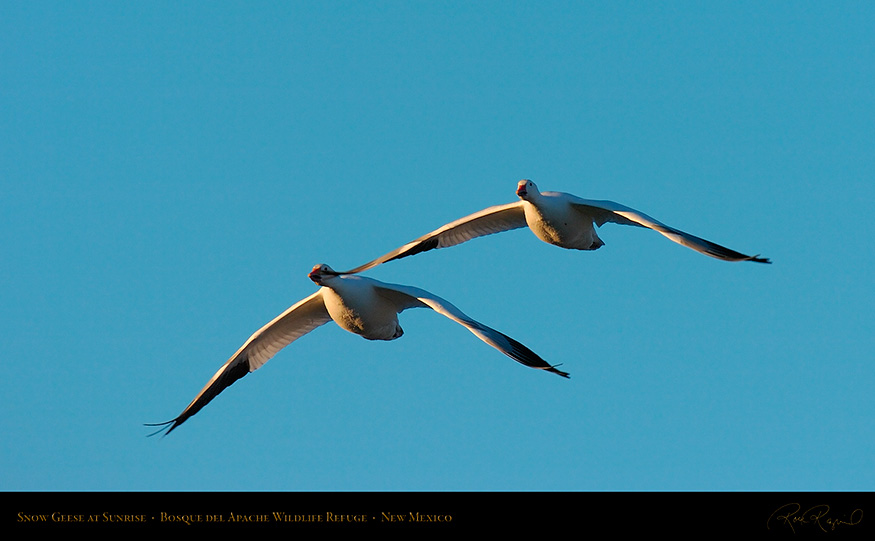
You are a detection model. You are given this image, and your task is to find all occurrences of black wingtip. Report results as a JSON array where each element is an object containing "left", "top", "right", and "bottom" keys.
[
  {"left": 496, "top": 328, "right": 571, "bottom": 378},
  {"left": 332, "top": 265, "right": 369, "bottom": 276},
  {"left": 388, "top": 237, "right": 440, "bottom": 261},
  {"left": 546, "top": 364, "right": 571, "bottom": 378},
  {"left": 144, "top": 419, "right": 179, "bottom": 438},
  {"left": 335, "top": 238, "right": 442, "bottom": 275},
  {"left": 749, "top": 254, "right": 772, "bottom": 264}
]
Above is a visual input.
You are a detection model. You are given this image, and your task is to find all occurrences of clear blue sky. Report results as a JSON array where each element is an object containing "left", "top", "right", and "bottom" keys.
[{"left": 1, "top": 1, "right": 872, "bottom": 492}]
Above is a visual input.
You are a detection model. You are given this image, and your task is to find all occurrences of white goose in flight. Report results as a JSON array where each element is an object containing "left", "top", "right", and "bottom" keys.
[
  {"left": 147, "top": 264, "right": 567, "bottom": 435},
  {"left": 338, "top": 179, "right": 770, "bottom": 274}
]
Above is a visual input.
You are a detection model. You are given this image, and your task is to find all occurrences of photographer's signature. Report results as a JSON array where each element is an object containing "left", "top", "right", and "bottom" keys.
[{"left": 767, "top": 503, "right": 862, "bottom": 533}]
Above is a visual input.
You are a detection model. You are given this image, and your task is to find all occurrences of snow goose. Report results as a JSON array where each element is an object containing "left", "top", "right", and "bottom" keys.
[
  {"left": 338, "top": 179, "right": 770, "bottom": 274},
  {"left": 147, "top": 264, "right": 567, "bottom": 435}
]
